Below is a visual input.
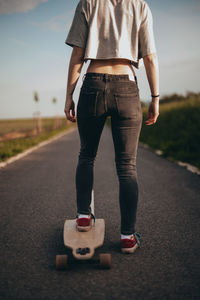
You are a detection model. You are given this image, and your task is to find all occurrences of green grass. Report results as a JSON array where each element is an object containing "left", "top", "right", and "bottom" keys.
[
  {"left": 140, "top": 96, "right": 200, "bottom": 169},
  {"left": 106, "top": 93, "right": 200, "bottom": 169},
  {"left": 0, "top": 122, "right": 76, "bottom": 162},
  {"left": 2, "top": 93, "right": 200, "bottom": 169}
]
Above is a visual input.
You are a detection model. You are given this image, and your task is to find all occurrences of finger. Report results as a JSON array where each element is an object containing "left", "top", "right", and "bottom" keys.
[
  {"left": 66, "top": 111, "right": 73, "bottom": 121},
  {"left": 146, "top": 111, "right": 159, "bottom": 121},
  {"left": 70, "top": 115, "right": 76, "bottom": 122},
  {"left": 67, "top": 110, "right": 76, "bottom": 123},
  {"left": 145, "top": 120, "right": 153, "bottom": 125},
  {"left": 145, "top": 117, "right": 158, "bottom": 125},
  {"left": 65, "top": 108, "right": 71, "bottom": 118},
  {"left": 64, "top": 109, "right": 68, "bottom": 117},
  {"left": 151, "top": 114, "right": 159, "bottom": 123},
  {"left": 146, "top": 114, "right": 154, "bottom": 123},
  {"left": 71, "top": 108, "right": 76, "bottom": 121},
  {"left": 145, "top": 117, "right": 155, "bottom": 125},
  {"left": 64, "top": 111, "right": 68, "bottom": 120}
]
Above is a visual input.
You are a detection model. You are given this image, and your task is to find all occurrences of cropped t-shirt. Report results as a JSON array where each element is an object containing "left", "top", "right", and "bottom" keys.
[{"left": 65, "top": 0, "right": 157, "bottom": 69}]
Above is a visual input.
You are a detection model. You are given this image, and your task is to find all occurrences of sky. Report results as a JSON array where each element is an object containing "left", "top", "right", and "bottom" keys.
[{"left": 0, "top": 0, "right": 200, "bottom": 119}]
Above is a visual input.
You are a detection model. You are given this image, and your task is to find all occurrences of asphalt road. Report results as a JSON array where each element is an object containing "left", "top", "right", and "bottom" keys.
[{"left": 1, "top": 125, "right": 200, "bottom": 300}]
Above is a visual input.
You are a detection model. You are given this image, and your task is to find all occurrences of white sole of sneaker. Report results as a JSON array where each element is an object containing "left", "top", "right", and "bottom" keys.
[
  {"left": 121, "top": 243, "right": 138, "bottom": 254},
  {"left": 76, "top": 225, "right": 92, "bottom": 232}
]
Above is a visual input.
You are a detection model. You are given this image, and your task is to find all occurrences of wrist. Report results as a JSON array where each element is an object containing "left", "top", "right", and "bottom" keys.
[
  {"left": 151, "top": 94, "right": 160, "bottom": 102},
  {"left": 151, "top": 93, "right": 160, "bottom": 98},
  {"left": 151, "top": 98, "right": 159, "bottom": 104},
  {"left": 151, "top": 99, "right": 159, "bottom": 103}
]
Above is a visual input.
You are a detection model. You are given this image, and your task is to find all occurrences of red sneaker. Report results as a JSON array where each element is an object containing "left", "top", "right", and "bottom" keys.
[
  {"left": 120, "top": 233, "right": 141, "bottom": 254},
  {"left": 76, "top": 214, "right": 93, "bottom": 232}
]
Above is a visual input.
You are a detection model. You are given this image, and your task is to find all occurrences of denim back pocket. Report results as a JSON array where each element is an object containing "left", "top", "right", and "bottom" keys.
[
  {"left": 77, "top": 90, "right": 99, "bottom": 117},
  {"left": 114, "top": 91, "right": 142, "bottom": 120}
]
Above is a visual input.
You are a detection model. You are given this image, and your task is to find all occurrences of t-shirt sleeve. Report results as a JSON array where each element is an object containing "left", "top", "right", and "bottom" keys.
[
  {"left": 65, "top": 1, "right": 88, "bottom": 49},
  {"left": 138, "top": 2, "right": 157, "bottom": 59}
]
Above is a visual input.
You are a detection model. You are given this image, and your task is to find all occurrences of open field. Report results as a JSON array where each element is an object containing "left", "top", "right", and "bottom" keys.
[
  {"left": 0, "top": 117, "right": 66, "bottom": 137},
  {"left": 0, "top": 117, "right": 76, "bottom": 162}
]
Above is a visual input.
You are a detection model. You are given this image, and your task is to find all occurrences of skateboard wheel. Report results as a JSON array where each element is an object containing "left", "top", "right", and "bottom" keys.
[
  {"left": 99, "top": 253, "right": 111, "bottom": 269},
  {"left": 56, "top": 255, "right": 68, "bottom": 270}
]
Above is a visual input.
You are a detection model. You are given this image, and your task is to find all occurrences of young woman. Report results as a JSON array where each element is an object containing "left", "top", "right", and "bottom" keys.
[{"left": 64, "top": 0, "right": 159, "bottom": 253}]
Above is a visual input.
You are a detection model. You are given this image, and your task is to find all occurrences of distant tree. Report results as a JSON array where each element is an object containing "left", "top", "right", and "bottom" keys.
[
  {"left": 33, "top": 91, "right": 42, "bottom": 134},
  {"left": 52, "top": 97, "right": 57, "bottom": 117},
  {"left": 52, "top": 97, "right": 57, "bottom": 104},
  {"left": 160, "top": 91, "right": 200, "bottom": 104},
  {"left": 185, "top": 90, "right": 198, "bottom": 99},
  {"left": 34, "top": 91, "right": 39, "bottom": 103}
]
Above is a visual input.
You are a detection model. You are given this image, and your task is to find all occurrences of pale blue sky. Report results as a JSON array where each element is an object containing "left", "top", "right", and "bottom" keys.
[{"left": 0, "top": 0, "right": 200, "bottom": 119}]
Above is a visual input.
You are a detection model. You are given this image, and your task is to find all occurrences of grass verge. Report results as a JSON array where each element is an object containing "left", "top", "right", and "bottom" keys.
[
  {"left": 0, "top": 124, "right": 76, "bottom": 162},
  {"left": 140, "top": 97, "right": 200, "bottom": 169},
  {"left": 106, "top": 94, "right": 200, "bottom": 170}
]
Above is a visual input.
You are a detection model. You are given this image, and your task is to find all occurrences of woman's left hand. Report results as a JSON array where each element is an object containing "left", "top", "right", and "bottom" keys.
[
  {"left": 145, "top": 100, "right": 159, "bottom": 125},
  {"left": 64, "top": 96, "right": 76, "bottom": 122}
]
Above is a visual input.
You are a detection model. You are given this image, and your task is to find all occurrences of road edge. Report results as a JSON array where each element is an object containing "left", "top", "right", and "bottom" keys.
[
  {"left": 139, "top": 142, "right": 200, "bottom": 176},
  {"left": 1, "top": 128, "right": 199, "bottom": 176},
  {"left": 0, "top": 126, "right": 77, "bottom": 169}
]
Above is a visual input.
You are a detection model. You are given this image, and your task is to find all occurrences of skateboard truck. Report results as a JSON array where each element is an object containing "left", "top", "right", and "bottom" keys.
[{"left": 76, "top": 247, "right": 90, "bottom": 255}]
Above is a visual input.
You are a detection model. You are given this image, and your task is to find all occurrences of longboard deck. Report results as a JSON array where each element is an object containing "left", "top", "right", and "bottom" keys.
[{"left": 63, "top": 219, "right": 105, "bottom": 260}]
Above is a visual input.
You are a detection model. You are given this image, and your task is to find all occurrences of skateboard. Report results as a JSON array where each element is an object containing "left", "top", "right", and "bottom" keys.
[{"left": 56, "top": 190, "right": 111, "bottom": 270}]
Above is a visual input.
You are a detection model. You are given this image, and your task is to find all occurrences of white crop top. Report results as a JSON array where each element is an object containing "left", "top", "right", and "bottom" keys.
[{"left": 65, "top": 0, "right": 157, "bottom": 69}]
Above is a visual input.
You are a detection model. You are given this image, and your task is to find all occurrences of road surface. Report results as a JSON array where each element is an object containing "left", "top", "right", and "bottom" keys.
[{"left": 1, "top": 125, "right": 200, "bottom": 300}]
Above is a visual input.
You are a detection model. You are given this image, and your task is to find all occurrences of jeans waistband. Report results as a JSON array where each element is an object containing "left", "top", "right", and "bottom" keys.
[{"left": 83, "top": 72, "right": 137, "bottom": 82}]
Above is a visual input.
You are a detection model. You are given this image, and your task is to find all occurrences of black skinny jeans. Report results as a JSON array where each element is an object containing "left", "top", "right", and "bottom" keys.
[{"left": 76, "top": 72, "right": 143, "bottom": 235}]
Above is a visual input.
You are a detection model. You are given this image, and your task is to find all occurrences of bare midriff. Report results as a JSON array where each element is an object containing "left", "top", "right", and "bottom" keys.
[{"left": 86, "top": 58, "right": 136, "bottom": 80}]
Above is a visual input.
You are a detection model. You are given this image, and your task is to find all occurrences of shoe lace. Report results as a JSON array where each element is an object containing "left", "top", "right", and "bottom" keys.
[
  {"left": 91, "top": 213, "right": 95, "bottom": 223},
  {"left": 133, "top": 232, "right": 141, "bottom": 248}
]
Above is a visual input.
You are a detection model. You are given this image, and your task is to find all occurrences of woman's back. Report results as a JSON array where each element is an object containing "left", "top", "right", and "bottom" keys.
[
  {"left": 87, "top": 58, "right": 136, "bottom": 78},
  {"left": 66, "top": 0, "right": 157, "bottom": 76},
  {"left": 65, "top": 0, "right": 159, "bottom": 126}
]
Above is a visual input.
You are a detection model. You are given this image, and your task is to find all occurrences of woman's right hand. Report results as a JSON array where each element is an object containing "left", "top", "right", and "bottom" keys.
[
  {"left": 64, "top": 95, "right": 76, "bottom": 123},
  {"left": 144, "top": 100, "right": 159, "bottom": 125}
]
